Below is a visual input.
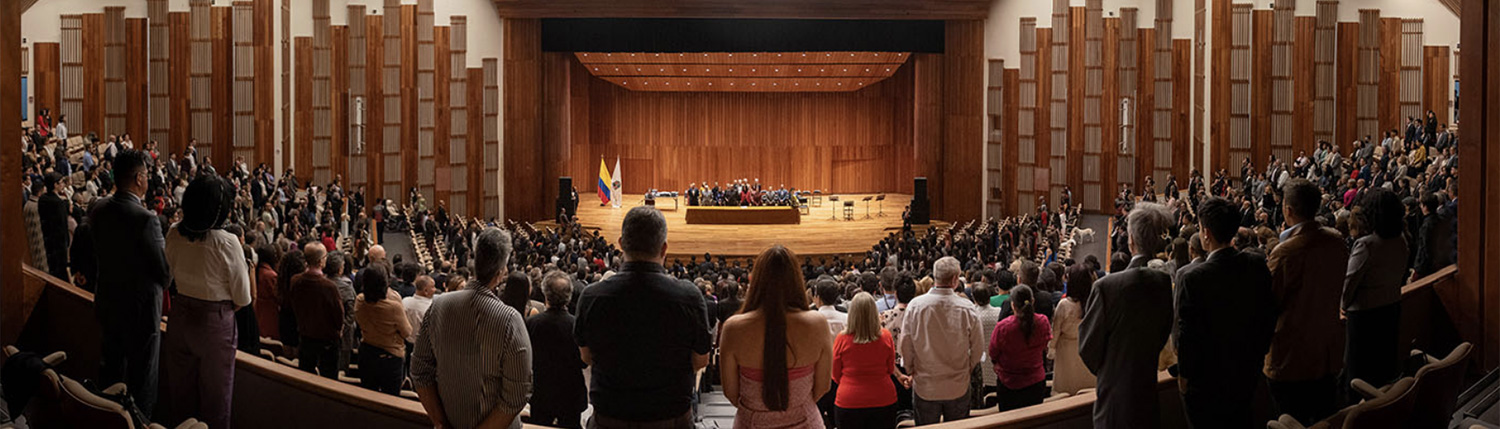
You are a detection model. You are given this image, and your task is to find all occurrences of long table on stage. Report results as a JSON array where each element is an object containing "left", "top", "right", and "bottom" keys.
[{"left": 684, "top": 206, "right": 801, "bottom": 225}]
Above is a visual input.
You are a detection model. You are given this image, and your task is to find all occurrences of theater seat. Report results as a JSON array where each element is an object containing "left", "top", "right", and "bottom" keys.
[
  {"left": 58, "top": 377, "right": 206, "bottom": 429},
  {"left": 1351, "top": 342, "right": 1472, "bottom": 428},
  {"left": 1267, "top": 377, "right": 1417, "bottom": 429}
]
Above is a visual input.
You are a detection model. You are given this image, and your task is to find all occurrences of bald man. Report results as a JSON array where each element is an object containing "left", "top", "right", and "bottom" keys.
[{"left": 290, "top": 243, "right": 344, "bottom": 378}]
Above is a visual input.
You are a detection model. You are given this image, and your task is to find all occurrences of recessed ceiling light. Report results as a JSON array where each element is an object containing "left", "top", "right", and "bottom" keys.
[
  {"left": 630, "top": 53, "right": 635, "bottom": 56},
  {"left": 583, "top": 53, "right": 589, "bottom": 56}
]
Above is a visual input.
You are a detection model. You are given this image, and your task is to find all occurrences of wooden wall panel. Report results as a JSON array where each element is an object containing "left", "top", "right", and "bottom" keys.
[
  {"left": 1336, "top": 21, "right": 1358, "bottom": 152},
  {"left": 467, "top": 66, "right": 483, "bottom": 218},
  {"left": 502, "top": 19, "right": 542, "bottom": 221},
  {"left": 1135, "top": 27, "right": 1153, "bottom": 190},
  {"left": 1035, "top": 27, "right": 1052, "bottom": 209},
  {"left": 1067, "top": 6, "right": 1085, "bottom": 209},
  {"left": 233, "top": 3, "right": 255, "bottom": 165},
  {"left": 169, "top": 12, "right": 190, "bottom": 155},
  {"left": 1423, "top": 46, "right": 1451, "bottom": 127},
  {"left": 381, "top": 0, "right": 401, "bottom": 200},
  {"left": 32, "top": 43, "right": 59, "bottom": 124},
  {"left": 943, "top": 19, "right": 984, "bottom": 221},
  {"left": 1270, "top": 1, "right": 1293, "bottom": 164},
  {"left": 1150, "top": 0, "right": 1172, "bottom": 187},
  {"left": 1082, "top": 0, "right": 1102, "bottom": 210},
  {"left": 254, "top": 0, "right": 274, "bottom": 167},
  {"left": 60, "top": 15, "right": 81, "bottom": 141},
  {"left": 294, "top": 37, "right": 311, "bottom": 181},
  {"left": 82, "top": 13, "right": 103, "bottom": 137},
  {"left": 1118, "top": 8, "right": 1137, "bottom": 192},
  {"left": 348, "top": 6, "right": 367, "bottom": 189},
  {"left": 434, "top": 26, "right": 450, "bottom": 209},
  {"left": 1193, "top": 0, "right": 1205, "bottom": 175},
  {"left": 417, "top": 0, "right": 435, "bottom": 202},
  {"left": 148, "top": 0, "right": 169, "bottom": 146},
  {"left": 400, "top": 4, "right": 418, "bottom": 199},
  {"left": 1356, "top": 10, "right": 1380, "bottom": 142},
  {"left": 126, "top": 19, "right": 148, "bottom": 144},
  {"left": 1252, "top": 10, "right": 1271, "bottom": 169},
  {"left": 1102, "top": 17, "right": 1120, "bottom": 211},
  {"left": 1294, "top": 17, "right": 1316, "bottom": 156},
  {"left": 542, "top": 53, "right": 570, "bottom": 215},
  {"left": 1314, "top": 1, "right": 1337, "bottom": 146},
  {"left": 1399, "top": 19, "right": 1423, "bottom": 124},
  {"left": 1017, "top": 18, "right": 1038, "bottom": 215},
  {"left": 1172, "top": 38, "right": 1190, "bottom": 182},
  {"left": 311, "top": 0, "right": 330, "bottom": 185},
  {"left": 1228, "top": 4, "right": 1250, "bottom": 175},
  {"left": 449, "top": 16, "right": 468, "bottom": 217},
  {"left": 366, "top": 14, "right": 384, "bottom": 200},
  {"left": 1050, "top": 0, "right": 1068, "bottom": 206},
  {"left": 484, "top": 59, "right": 500, "bottom": 219},
  {"left": 1004, "top": 68, "right": 1020, "bottom": 217},
  {"left": 190, "top": 0, "right": 211, "bottom": 160},
  {"left": 212, "top": 6, "right": 233, "bottom": 171},
  {"left": 281, "top": 0, "right": 291, "bottom": 171},
  {"left": 1379, "top": 17, "right": 1400, "bottom": 132},
  {"left": 331, "top": 25, "right": 349, "bottom": 182},
  {"left": 103, "top": 8, "right": 124, "bottom": 137}
]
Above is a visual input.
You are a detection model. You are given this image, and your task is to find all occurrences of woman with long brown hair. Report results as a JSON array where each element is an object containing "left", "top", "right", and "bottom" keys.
[{"left": 720, "top": 245, "right": 833, "bottom": 428}]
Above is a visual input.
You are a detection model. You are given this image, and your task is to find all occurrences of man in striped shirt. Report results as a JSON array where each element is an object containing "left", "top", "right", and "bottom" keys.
[{"left": 411, "top": 227, "right": 533, "bottom": 429}]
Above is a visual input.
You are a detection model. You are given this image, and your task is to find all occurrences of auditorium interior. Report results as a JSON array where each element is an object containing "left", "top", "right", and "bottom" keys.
[{"left": 2, "top": 0, "right": 1500, "bottom": 428}]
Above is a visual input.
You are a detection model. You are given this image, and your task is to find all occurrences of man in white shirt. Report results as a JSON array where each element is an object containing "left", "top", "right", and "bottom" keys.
[
  {"left": 403, "top": 275, "right": 436, "bottom": 344},
  {"left": 899, "top": 256, "right": 986, "bottom": 425},
  {"left": 53, "top": 115, "right": 68, "bottom": 141},
  {"left": 812, "top": 279, "right": 846, "bottom": 337}
]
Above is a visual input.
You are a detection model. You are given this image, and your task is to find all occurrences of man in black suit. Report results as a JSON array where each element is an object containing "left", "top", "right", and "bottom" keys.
[
  {"left": 88, "top": 149, "right": 171, "bottom": 417},
  {"left": 1174, "top": 197, "right": 1279, "bottom": 428},
  {"left": 527, "top": 271, "right": 588, "bottom": 429},
  {"left": 38, "top": 172, "right": 72, "bottom": 280},
  {"left": 1080, "top": 202, "right": 1175, "bottom": 429}
]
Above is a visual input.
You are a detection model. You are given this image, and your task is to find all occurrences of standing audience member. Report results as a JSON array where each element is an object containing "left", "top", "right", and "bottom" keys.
[
  {"left": 970, "top": 284, "right": 1002, "bottom": 394},
  {"left": 1174, "top": 197, "right": 1278, "bottom": 428},
  {"left": 290, "top": 243, "right": 344, "bottom": 378},
  {"left": 353, "top": 265, "right": 411, "bottom": 395},
  {"left": 276, "top": 250, "right": 307, "bottom": 357},
  {"left": 574, "top": 207, "right": 712, "bottom": 428},
  {"left": 39, "top": 172, "right": 71, "bottom": 280},
  {"left": 899, "top": 256, "right": 985, "bottom": 425},
  {"left": 1412, "top": 192, "right": 1454, "bottom": 280},
  {"left": 161, "top": 175, "right": 252, "bottom": 429},
  {"left": 988, "top": 285, "right": 1052, "bottom": 412},
  {"left": 1051, "top": 264, "right": 1097, "bottom": 395},
  {"left": 526, "top": 271, "right": 588, "bottom": 429},
  {"left": 403, "top": 275, "right": 436, "bottom": 348},
  {"left": 720, "top": 245, "right": 832, "bottom": 428},
  {"left": 1079, "top": 202, "right": 1175, "bottom": 429},
  {"left": 1265, "top": 179, "right": 1349, "bottom": 423},
  {"left": 502, "top": 272, "right": 537, "bottom": 319},
  {"left": 326, "top": 251, "right": 358, "bottom": 374},
  {"left": 253, "top": 244, "right": 281, "bottom": 341},
  {"left": 411, "top": 228, "right": 533, "bottom": 429},
  {"left": 832, "top": 292, "right": 908, "bottom": 429},
  {"left": 814, "top": 279, "right": 848, "bottom": 337},
  {"left": 1343, "top": 189, "right": 1410, "bottom": 390},
  {"left": 90, "top": 149, "right": 170, "bottom": 417}
]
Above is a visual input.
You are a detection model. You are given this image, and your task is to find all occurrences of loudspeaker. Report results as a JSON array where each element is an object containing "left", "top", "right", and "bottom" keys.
[
  {"left": 910, "top": 177, "right": 930, "bottom": 224},
  {"left": 557, "top": 177, "right": 576, "bottom": 219}
]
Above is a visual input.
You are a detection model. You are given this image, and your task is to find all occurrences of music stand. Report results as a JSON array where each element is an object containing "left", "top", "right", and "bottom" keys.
[
  {"left": 861, "top": 196, "right": 873, "bottom": 219},
  {"left": 843, "top": 200, "right": 855, "bottom": 221},
  {"left": 828, "top": 195, "right": 840, "bottom": 220},
  {"left": 876, "top": 194, "right": 886, "bottom": 216}
]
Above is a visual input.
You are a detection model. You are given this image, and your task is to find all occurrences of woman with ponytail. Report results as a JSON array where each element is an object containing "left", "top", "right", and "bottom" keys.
[
  {"left": 720, "top": 245, "right": 833, "bottom": 428},
  {"left": 987, "top": 284, "right": 1053, "bottom": 412}
]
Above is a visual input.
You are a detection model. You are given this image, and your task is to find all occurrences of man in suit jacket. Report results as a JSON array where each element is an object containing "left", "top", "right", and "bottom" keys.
[
  {"left": 1265, "top": 180, "right": 1349, "bottom": 424},
  {"left": 1080, "top": 202, "right": 1175, "bottom": 429},
  {"left": 38, "top": 172, "right": 72, "bottom": 280},
  {"left": 526, "top": 272, "right": 588, "bottom": 428},
  {"left": 1175, "top": 197, "right": 1278, "bottom": 428},
  {"left": 88, "top": 149, "right": 171, "bottom": 417}
]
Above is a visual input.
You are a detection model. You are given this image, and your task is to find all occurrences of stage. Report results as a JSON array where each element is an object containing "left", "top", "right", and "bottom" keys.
[{"left": 554, "top": 193, "right": 945, "bottom": 259}]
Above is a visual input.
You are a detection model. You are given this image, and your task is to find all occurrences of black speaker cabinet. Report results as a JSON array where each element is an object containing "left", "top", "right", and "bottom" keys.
[{"left": 910, "top": 177, "right": 930, "bottom": 224}]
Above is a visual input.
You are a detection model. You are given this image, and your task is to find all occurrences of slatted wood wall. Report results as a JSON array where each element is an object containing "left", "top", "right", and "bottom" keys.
[
  {"left": 1082, "top": 0, "right": 1103, "bottom": 210},
  {"left": 348, "top": 6, "right": 367, "bottom": 190},
  {"left": 448, "top": 16, "right": 469, "bottom": 217},
  {"left": 310, "top": 0, "right": 330, "bottom": 184},
  {"left": 1151, "top": 0, "right": 1173, "bottom": 187},
  {"left": 1118, "top": 8, "right": 1138, "bottom": 196},
  {"left": 1049, "top": 0, "right": 1068, "bottom": 207},
  {"left": 1356, "top": 10, "right": 1380, "bottom": 142},
  {"left": 103, "top": 8, "right": 125, "bottom": 139},
  {"left": 233, "top": 2, "right": 254, "bottom": 164},
  {"left": 60, "top": 15, "right": 81, "bottom": 137},
  {"left": 1017, "top": 18, "right": 1038, "bottom": 215},
  {"left": 1314, "top": 1, "right": 1337, "bottom": 146},
  {"left": 1270, "top": 0, "right": 1294, "bottom": 163},
  {"left": 381, "top": 0, "right": 402, "bottom": 200},
  {"left": 416, "top": 0, "right": 435, "bottom": 203},
  {"left": 483, "top": 58, "right": 500, "bottom": 219},
  {"left": 1400, "top": 20, "right": 1424, "bottom": 123}
]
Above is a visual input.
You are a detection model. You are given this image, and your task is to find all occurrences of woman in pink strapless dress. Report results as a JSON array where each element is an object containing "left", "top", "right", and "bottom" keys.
[{"left": 719, "top": 245, "right": 833, "bottom": 429}]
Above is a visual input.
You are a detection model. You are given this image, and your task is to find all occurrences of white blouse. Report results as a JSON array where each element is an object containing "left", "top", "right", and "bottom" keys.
[{"left": 165, "top": 227, "right": 253, "bottom": 307}]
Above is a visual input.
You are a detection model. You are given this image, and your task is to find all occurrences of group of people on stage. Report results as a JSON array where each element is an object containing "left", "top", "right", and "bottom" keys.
[{"left": 685, "top": 179, "right": 801, "bottom": 207}]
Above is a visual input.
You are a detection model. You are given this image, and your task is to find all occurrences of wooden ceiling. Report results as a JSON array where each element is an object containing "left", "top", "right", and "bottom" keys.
[
  {"left": 490, "top": 0, "right": 991, "bottom": 20},
  {"left": 576, "top": 51, "right": 909, "bottom": 92}
]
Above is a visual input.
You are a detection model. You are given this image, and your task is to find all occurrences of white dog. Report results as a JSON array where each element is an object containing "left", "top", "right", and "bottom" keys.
[{"left": 1072, "top": 227, "right": 1096, "bottom": 243}]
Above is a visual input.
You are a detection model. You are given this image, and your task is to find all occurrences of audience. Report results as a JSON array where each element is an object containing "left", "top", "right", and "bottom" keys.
[
  {"left": 1174, "top": 197, "right": 1278, "bottom": 427},
  {"left": 411, "top": 227, "right": 532, "bottom": 429},
  {"left": 253, "top": 244, "right": 282, "bottom": 341},
  {"left": 988, "top": 284, "right": 1052, "bottom": 412},
  {"left": 1265, "top": 179, "right": 1349, "bottom": 423},
  {"left": 353, "top": 265, "right": 412, "bottom": 395},
  {"left": 814, "top": 279, "right": 848, "bottom": 337},
  {"left": 275, "top": 249, "right": 306, "bottom": 356},
  {"left": 1080, "top": 202, "right": 1174, "bottom": 429},
  {"left": 161, "top": 174, "right": 252, "bottom": 429},
  {"left": 402, "top": 275, "right": 436, "bottom": 348},
  {"left": 1051, "top": 264, "right": 1096, "bottom": 395},
  {"left": 574, "top": 207, "right": 712, "bottom": 428},
  {"left": 525, "top": 271, "right": 588, "bottom": 429},
  {"left": 720, "top": 245, "right": 832, "bottom": 427},
  {"left": 1343, "top": 188, "right": 1410, "bottom": 390},
  {"left": 832, "top": 292, "right": 907, "bottom": 429},
  {"left": 290, "top": 243, "right": 344, "bottom": 379},
  {"left": 899, "top": 256, "right": 985, "bottom": 425}
]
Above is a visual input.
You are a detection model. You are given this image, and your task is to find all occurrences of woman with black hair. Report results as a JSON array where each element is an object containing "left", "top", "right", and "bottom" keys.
[
  {"left": 1343, "top": 188, "right": 1410, "bottom": 388},
  {"left": 161, "top": 174, "right": 252, "bottom": 429},
  {"left": 354, "top": 265, "right": 412, "bottom": 395},
  {"left": 987, "top": 285, "right": 1052, "bottom": 412}
]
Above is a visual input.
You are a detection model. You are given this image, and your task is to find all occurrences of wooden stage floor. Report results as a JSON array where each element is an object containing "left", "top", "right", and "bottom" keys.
[{"left": 559, "top": 193, "right": 944, "bottom": 259}]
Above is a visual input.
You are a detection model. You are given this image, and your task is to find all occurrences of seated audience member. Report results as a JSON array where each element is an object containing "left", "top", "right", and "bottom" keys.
[
  {"left": 411, "top": 228, "right": 532, "bottom": 429},
  {"left": 1265, "top": 179, "right": 1349, "bottom": 423},
  {"left": 354, "top": 265, "right": 412, "bottom": 395},
  {"left": 989, "top": 285, "right": 1052, "bottom": 412},
  {"left": 1080, "top": 203, "right": 1175, "bottom": 428},
  {"left": 574, "top": 207, "right": 712, "bottom": 428},
  {"left": 899, "top": 256, "right": 986, "bottom": 425},
  {"left": 720, "top": 245, "right": 832, "bottom": 427},
  {"left": 291, "top": 243, "right": 344, "bottom": 379},
  {"left": 1175, "top": 197, "right": 1278, "bottom": 428},
  {"left": 526, "top": 271, "right": 588, "bottom": 429},
  {"left": 1051, "top": 264, "right": 1097, "bottom": 395},
  {"left": 1343, "top": 189, "right": 1409, "bottom": 391},
  {"left": 162, "top": 175, "right": 253, "bottom": 429},
  {"left": 833, "top": 292, "right": 908, "bottom": 429},
  {"left": 814, "top": 279, "right": 848, "bottom": 337}
]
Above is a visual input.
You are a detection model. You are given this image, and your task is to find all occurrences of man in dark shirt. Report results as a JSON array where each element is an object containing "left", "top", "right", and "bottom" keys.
[
  {"left": 575, "top": 207, "right": 712, "bottom": 428},
  {"left": 527, "top": 271, "right": 588, "bottom": 429},
  {"left": 38, "top": 172, "right": 71, "bottom": 280},
  {"left": 291, "top": 243, "right": 345, "bottom": 379}
]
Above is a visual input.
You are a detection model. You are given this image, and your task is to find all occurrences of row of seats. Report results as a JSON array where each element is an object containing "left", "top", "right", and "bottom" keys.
[
  {"left": 1268, "top": 342, "right": 1473, "bottom": 429},
  {"left": 2, "top": 346, "right": 205, "bottom": 429}
]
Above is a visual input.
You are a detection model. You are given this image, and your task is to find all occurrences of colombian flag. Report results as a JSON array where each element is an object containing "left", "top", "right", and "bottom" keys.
[{"left": 598, "top": 159, "right": 613, "bottom": 204}]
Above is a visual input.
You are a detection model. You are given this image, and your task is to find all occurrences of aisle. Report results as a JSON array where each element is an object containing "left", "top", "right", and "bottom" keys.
[{"left": 1072, "top": 214, "right": 1112, "bottom": 263}]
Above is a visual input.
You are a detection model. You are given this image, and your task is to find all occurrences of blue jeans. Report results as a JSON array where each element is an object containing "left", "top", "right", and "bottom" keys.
[{"left": 914, "top": 392, "right": 970, "bottom": 425}]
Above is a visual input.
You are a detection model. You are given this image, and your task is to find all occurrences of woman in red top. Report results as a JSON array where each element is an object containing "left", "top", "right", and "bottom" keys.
[
  {"left": 988, "top": 285, "right": 1053, "bottom": 412},
  {"left": 832, "top": 292, "right": 911, "bottom": 428}
]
